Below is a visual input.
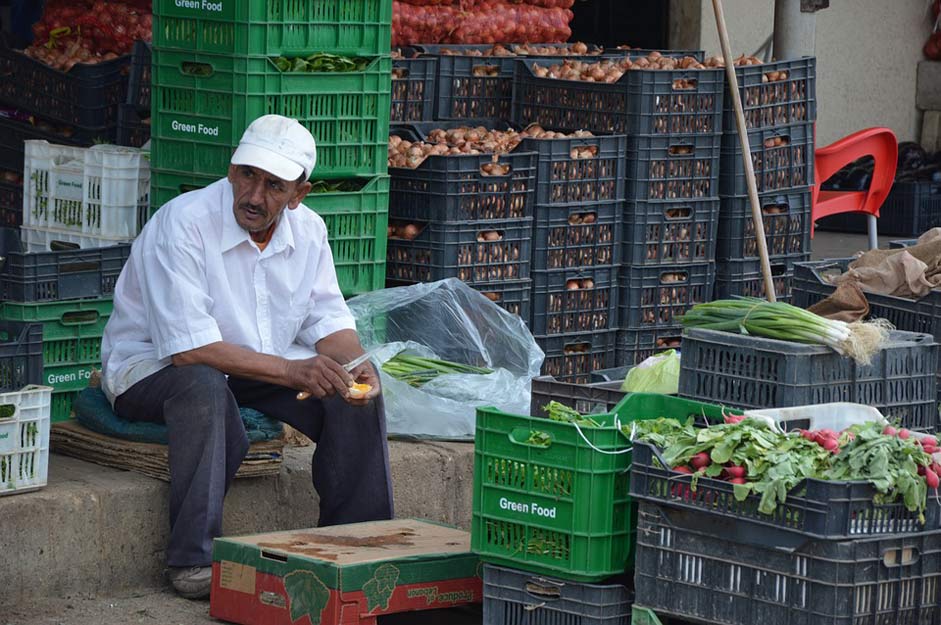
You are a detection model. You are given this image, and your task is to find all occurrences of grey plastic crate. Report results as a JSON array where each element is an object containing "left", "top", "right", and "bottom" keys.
[
  {"left": 815, "top": 180, "right": 941, "bottom": 237},
  {"left": 391, "top": 48, "right": 437, "bottom": 122},
  {"left": 513, "top": 62, "right": 725, "bottom": 136},
  {"left": 0, "top": 179, "right": 21, "bottom": 228},
  {"left": 532, "top": 267, "right": 618, "bottom": 335},
  {"left": 530, "top": 375, "right": 627, "bottom": 417},
  {"left": 615, "top": 327, "right": 683, "bottom": 368},
  {"left": 621, "top": 198, "right": 719, "bottom": 267},
  {"left": 533, "top": 201, "right": 620, "bottom": 272},
  {"left": 483, "top": 564, "right": 632, "bottom": 625},
  {"left": 722, "top": 57, "right": 817, "bottom": 133},
  {"left": 719, "top": 121, "right": 815, "bottom": 196},
  {"left": 0, "top": 228, "right": 131, "bottom": 302},
  {"left": 623, "top": 133, "right": 722, "bottom": 203},
  {"left": 715, "top": 256, "right": 808, "bottom": 302},
  {"left": 679, "top": 327, "right": 939, "bottom": 432},
  {"left": 537, "top": 330, "right": 618, "bottom": 384},
  {"left": 634, "top": 502, "right": 941, "bottom": 625},
  {"left": 618, "top": 263, "right": 715, "bottom": 330},
  {"left": 716, "top": 186, "right": 812, "bottom": 262},
  {"left": 0, "top": 320, "right": 43, "bottom": 392}
]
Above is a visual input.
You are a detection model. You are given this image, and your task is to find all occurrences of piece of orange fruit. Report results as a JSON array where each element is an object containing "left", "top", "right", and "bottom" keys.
[{"left": 348, "top": 382, "right": 372, "bottom": 399}]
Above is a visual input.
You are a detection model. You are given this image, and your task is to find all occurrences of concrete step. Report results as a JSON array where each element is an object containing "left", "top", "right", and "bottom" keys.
[{"left": 0, "top": 440, "right": 475, "bottom": 610}]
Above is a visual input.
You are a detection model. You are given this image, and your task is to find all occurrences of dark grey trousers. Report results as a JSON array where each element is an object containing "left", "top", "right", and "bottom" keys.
[{"left": 113, "top": 363, "right": 395, "bottom": 567}]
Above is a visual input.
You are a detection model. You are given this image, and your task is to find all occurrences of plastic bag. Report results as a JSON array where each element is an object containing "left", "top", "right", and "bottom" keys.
[
  {"left": 347, "top": 279, "right": 544, "bottom": 440},
  {"left": 621, "top": 350, "right": 680, "bottom": 395}
]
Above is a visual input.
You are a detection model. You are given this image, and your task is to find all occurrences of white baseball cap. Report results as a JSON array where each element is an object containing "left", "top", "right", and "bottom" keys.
[{"left": 231, "top": 115, "right": 317, "bottom": 182}]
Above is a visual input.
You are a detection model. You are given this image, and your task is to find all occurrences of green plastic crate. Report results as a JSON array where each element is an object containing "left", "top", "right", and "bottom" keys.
[
  {"left": 471, "top": 393, "right": 727, "bottom": 581},
  {"left": 0, "top": 299, "right": 112, "bottom": 421},
  {"left": 150, "top": 50, "right": 391, "bottom": 179},
  {"left": 153, "top": 0, "right": 392, "bottom": 57},
  {"left": 51, "top": 390, "right": 78, "bottom": 423},
  {"left": 150, "top": 172, "right": 387, "bottom": 297}
]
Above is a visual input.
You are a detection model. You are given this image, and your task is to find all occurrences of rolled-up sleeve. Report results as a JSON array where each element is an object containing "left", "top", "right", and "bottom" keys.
[
  {"left": 138, "top": 235, "right": 222, "bottom": 360},
  {"left": 296, "top": 228, "right": 357, "bottom": 347}
]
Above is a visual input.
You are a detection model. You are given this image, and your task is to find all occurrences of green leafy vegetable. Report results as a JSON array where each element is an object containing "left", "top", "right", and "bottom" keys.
[
  {"left": 283, "top": 570, "right": 330, "bottom": 625},
  {"left": 273, "top": 53, "right": 371, "bottom": 73},
  {"left": 525, "top": 430, "right": 551, "bottom": 448},
  {"left": 542, "top": 401, "right": 601, "bottom": 428}
]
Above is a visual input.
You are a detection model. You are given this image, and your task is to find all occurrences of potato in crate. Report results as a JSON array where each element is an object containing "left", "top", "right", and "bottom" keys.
[
  {"left": 472, "top": 393, "right": 727, "bottom": 581},
  {"left": 23, "top": 140, "right": 150, "bottom": 240}
]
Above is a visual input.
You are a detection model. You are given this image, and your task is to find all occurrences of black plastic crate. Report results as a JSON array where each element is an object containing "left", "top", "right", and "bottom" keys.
[
  {"left": 0, "top": 319, "right": 43, "bottom": 392},
  {"left": 622, "top": 198, "right": 719, "bottom": 266},
  {"left": 0, "top": 228, "right": 131, "bottom": 302},
  {"left": 715, "top": 256, "right": 808, "bottom": 302},
  {"left": 537, "top": 331, "right": 618, "bottom": 384},
  {"left": 533, "top": 202, "right": 620, "bottom": 271},
  {"left": 601, "top": 48, "right": 705, "bottom": 61},
  {"left": 389, "top": 145, "right": 537, "bottom": 223},
  {"left": 512, "top": 61, "right": 724, "bottom": 136},
  {"left": 815, "top": 180, "right": 941, "bottom": 236},
  {"left": 623, "top": 133, "right": 721, "bottom": 202},
  {"left": 717, "top": 186, "right": 812, "bottom": 262},
  {"left": 793, "top": 257, "right": 941, "bottom": 348},
  {"left": 634, "top": 502, "right": 941, "bottom": 625},
  {"left": 679, "top": 327, "right": 939, "bottom": 432},
  {"left": 472, "top": 279, "right": 532, "bottom": 321},
  {"left": 386, "top": 219, "right": 532, "bottom": 284},
  {"left": 618, "top": 263, "right": 715, "bottom": 330},
  {"left": 520, "top": 131, "right": 627, "bottom": 208},
  {"left": 0, "top": 179, "right": 22, "bottom": 228},
  {"left": 530, "top": 375, "right": 627, "bottom": 417},
  {"left": 723, "top": 57, "right": 817, "bottom": 133},
  {"left": 127, "top": 41, "right": 151, "bottom": 110},
  {"left": 116, "top": 104, "right": 150, "bottom": 148},
  {"left": 392, "top": 48, "right": 437, "bottom": 122},
  {"left": 0, "top": 115, "right": 90, "bottom": 174},
  {"left": 531, "top": 267, "right": 618, "bottom": 335},
  {"left": 615, "top": 327, "right": 683, "bottom": 367},
  {"left": 483, "top": 564, "right": 632, "bottom": 625},
  {"left": 0, "top": 40, "right": 129, "bottom": 136},
  {"left": 720, "top": 122, "right": 815, "bottom": 196}
]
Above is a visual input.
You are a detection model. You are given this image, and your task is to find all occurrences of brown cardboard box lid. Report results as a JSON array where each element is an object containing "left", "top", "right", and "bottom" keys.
[{"left": 226, "top": 519, "right": 471, "bottom": 566}]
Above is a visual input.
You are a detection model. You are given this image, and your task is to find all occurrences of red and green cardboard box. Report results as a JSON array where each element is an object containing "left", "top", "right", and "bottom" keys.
[{"left": 209, "top": 519, "right": 482, "bottom": 625}]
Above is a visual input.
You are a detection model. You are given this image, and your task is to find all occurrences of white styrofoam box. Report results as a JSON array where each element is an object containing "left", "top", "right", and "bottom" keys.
[
  {"left": 0, "top": 385, "right": 53, "bottom": 496},
  {"left": 743, "top": 403, "right": 888, "bottom": 434},
  {"left": 24, "top": 140, "right": 150, "bottom": 239},
  {"left": 22, "top": 225, "right": 133, "bottom": 253}
]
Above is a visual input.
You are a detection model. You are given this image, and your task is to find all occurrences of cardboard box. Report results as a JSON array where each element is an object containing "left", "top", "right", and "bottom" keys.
[{"left": 210, "top": 519, "right": 482, "bottom": 625}]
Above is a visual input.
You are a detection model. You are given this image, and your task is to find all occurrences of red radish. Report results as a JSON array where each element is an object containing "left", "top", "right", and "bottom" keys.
[
  {"left": 673, "top": 466, "right": 693, "bottom": 474},
  {"left": 724, "top": 414, "right": 745, "bottom": 424},
  {"left": 918, "top": 465, "right": 927, "bottom": 476},
  {"left": 932, "top": 463, "right": 941, "bottom": 476},
  {"left": 923, "top": 445, "right": 938, "bottom": 455},
  {"left": 800, "top": 430, "right": 815, "bottom": 441},
  {"left": 725, "top": 465, "right": 747, "bottom": 479},
  {"left": 883, "top": 425, "right": 897, "bottom": 436},
  {"left": 899, "top": 429, "right": 911, "bottom": 440},
  {"left": 820, "top": 438, "right": 839, "bottom": 452},
  {"left": 818, "top": 429, "right": 837, "bottom": 440},
  {"left": 921, "top": 436, "right": 938, "bottom": 447},
  {"left": 729, "top": 477, "right": 747, "bottom": 485},
  {"left": 843, "top": 431, "right": 856, "bottom": 441},
  {"left": 689, "top": 452, "right": 711, "bottom": 471},
  {"left": 926, "top": 468, "right": 940, "bottom": 489}
]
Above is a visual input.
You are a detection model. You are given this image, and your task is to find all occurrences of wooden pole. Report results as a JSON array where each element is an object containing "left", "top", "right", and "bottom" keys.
[{"left": 711, "top": 0, "right": 777, "bottom": 302}]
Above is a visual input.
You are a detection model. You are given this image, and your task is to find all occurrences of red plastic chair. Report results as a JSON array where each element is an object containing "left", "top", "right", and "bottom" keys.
[{"left": 812, "top": 127, "right": 898, "bottom": 250}]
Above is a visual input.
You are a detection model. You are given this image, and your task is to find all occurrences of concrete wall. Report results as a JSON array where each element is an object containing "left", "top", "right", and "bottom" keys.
[{"left": 685, "top": 0, "right": 932, "bottom": 146}]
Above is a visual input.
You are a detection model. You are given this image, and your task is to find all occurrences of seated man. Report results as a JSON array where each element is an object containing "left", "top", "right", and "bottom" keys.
[{"left": 101, "top": 115, "right": 394, "bottom": 600}]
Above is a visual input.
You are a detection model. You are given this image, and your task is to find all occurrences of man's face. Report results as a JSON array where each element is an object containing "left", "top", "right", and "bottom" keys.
[{"left": 227, "top": 164, "right": 311, "bottom": 235}]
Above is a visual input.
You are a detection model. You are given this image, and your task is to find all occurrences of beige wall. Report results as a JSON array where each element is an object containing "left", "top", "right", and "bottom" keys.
[{"left": 689, "top": 0, "right": 932, "bottom": 146}]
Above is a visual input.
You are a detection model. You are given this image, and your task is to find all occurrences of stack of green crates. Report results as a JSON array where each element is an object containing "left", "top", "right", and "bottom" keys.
[
  {"left": 0, "top": 298, "right": 113, "bottom": 422},
  {"left": 149, "top": 0, "right": 392, "bottom": 297}
]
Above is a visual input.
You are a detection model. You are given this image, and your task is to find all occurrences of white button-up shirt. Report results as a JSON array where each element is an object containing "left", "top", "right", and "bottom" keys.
[{"left": 101, "top": 178, "right": 357, "bottom": 403}]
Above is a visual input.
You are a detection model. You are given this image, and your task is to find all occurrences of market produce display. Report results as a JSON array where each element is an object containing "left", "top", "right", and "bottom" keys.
[
  {"left": 272, "top": 53, "right": 371, "bottom": 73},
  {"left": 392, "top": 0, "right": 573, "bottom": 46},
  {"left": 23, "top": 0, "right": 151, "bottom": 71},
  {"left": 630, "top": 416, "right": 940, "bottom": 520},
  {"left": 680, "top": 298, "right": 891, "bottom": 365}
]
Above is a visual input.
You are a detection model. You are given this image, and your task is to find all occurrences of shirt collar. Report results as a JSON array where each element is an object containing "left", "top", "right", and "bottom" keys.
[{"left": 219, "top": 179, "right": 296, "bottom": 255}]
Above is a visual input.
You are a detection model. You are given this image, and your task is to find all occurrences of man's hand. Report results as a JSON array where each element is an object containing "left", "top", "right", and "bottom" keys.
[
  {"left": 346, "top": 362, "right": 381, "bottom": 407},
  {"left": 287, "top": 355, "right": 354, "bottom": 400}
]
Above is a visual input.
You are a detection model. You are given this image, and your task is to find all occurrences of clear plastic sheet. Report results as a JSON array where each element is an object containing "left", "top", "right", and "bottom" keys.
[{"left": 347, "top": 279, "right": 544, "bottom": 440}]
